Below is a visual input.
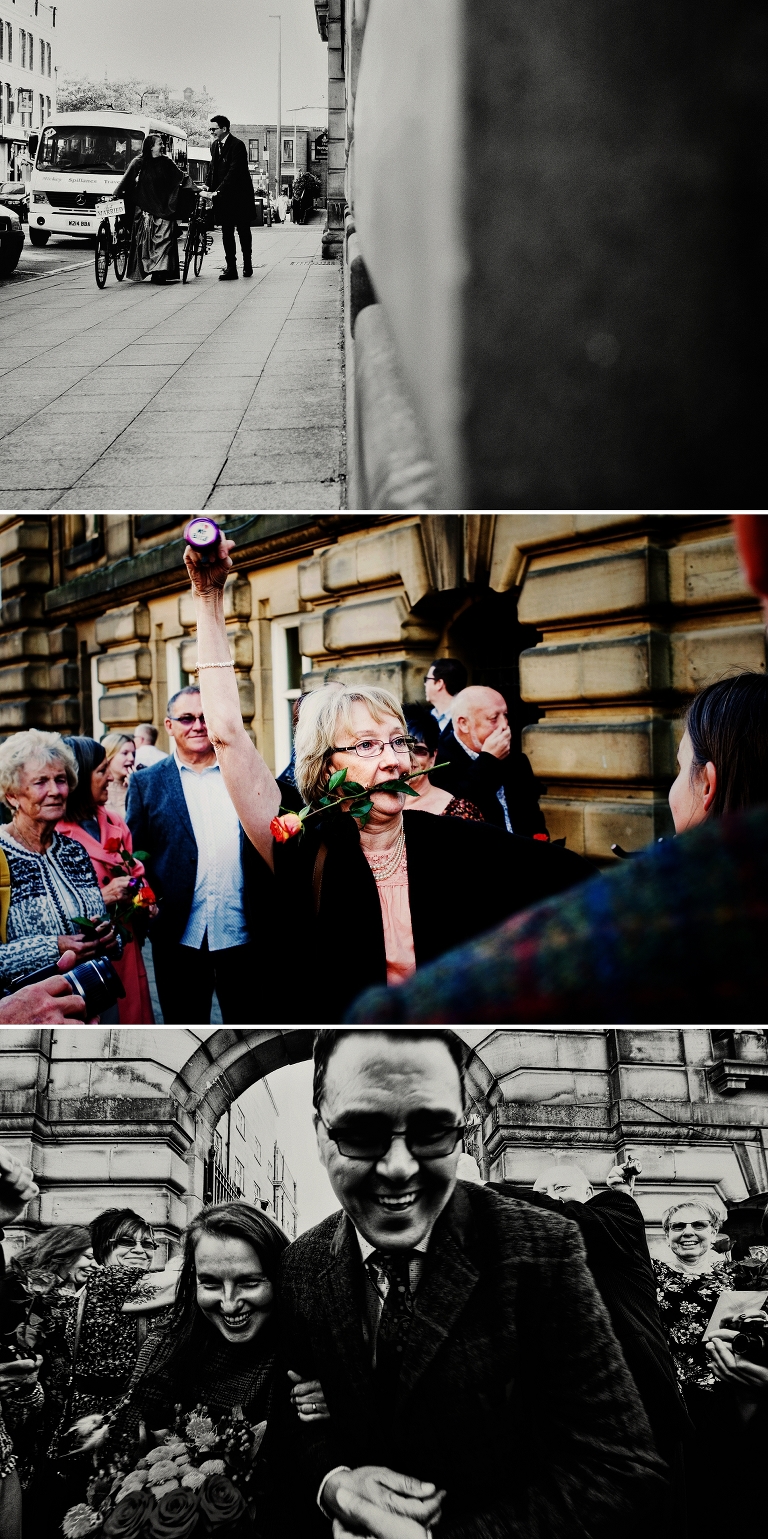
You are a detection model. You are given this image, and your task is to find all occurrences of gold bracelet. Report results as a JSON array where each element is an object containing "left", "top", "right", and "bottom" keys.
[{"left": 195, "top": 661, "right": 235, "bottom": 670}]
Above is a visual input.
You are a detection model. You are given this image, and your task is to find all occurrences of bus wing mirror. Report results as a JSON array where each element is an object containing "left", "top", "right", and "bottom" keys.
[{"left": 28, "top": 133, "right": 39, "bottom": 157}]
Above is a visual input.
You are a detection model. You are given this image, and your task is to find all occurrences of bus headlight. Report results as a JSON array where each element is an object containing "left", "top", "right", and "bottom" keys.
[{"left": 32, "top": 192, "right": 50, "bottom": 204}]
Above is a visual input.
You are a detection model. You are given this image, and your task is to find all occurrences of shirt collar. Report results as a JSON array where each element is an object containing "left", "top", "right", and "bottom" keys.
[
  {"left": 352, "top": 1223, "right": 433, "bottom": 1264},
  {"left": 173, "top": 749, "right": 219, "bottom": 775},
  {"left": 456, "top": 734, "right": 479, "bottom": 761}
]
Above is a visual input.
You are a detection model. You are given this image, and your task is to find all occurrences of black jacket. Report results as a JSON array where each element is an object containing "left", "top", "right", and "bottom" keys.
[
  {"left": 490, "top": 1184, "right": 690, "bottom": 1452},
  {"left": 276, "top": 1182, "right": 667, "bottom": 1539},
  {"left": 207, "top": 133, "right": 256, "bottom": 222},
  {"left": 274, "top": 807, "right": 591, "bottom": 1022},
  {"left": 431, "top": 726, "right": 546, "bottom": 836}
]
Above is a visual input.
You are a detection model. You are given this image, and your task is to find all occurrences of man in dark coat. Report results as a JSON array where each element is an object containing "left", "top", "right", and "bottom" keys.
[
  {"left": 207, "top": 114, "right": 256, "bottom": 280},
  {"left": 489, "top": 1160, "right": 690, "bottom": 1466},
  {"left": 277, "top": 1029, "right": 667, "bottom": 1539},
  {"left": 430, "top": 685, "right": 546, "bottom": 836}
]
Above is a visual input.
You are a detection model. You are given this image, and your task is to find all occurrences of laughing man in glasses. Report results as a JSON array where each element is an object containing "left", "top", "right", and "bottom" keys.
[{"left": 277, "top": 1029, "right": 667, "bottom": 1539}]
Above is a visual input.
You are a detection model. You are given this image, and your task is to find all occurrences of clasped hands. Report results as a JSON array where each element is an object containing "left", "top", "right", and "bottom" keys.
[{"left": 324, "top": 1466, "right": 445, "bottom": 1539}]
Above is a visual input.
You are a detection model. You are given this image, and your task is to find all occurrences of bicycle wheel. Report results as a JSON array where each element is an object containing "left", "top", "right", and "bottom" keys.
[
  {"left": 95, "top": 222, "right": 111, "bottom": 289},
  {"left": 113, "top": 229, "right": 129, "bottom": 281},
  {"left": 193, "top": 225, "right": 205, "bottom": 276},
  {"left": 182, "top": 223, "right": 195, "bottom": 284}
]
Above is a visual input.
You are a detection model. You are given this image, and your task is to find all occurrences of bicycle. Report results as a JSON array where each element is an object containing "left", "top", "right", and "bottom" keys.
[
  {"left": 94, "top": 198, "right": 130, "bottom": 289},
  {"left": 182, "top": 190, "right": 214, "bottom": 284}
]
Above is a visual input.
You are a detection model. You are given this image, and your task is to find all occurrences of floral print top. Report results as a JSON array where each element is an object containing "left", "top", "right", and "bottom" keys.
[{"left": 653, "top": 1259, "right": 738, "bottom": 1390}]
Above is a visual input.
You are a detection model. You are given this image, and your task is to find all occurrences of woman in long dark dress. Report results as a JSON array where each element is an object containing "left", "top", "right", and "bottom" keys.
[{"left": 114, "top": 133, "right": 184, "bottom": 284}]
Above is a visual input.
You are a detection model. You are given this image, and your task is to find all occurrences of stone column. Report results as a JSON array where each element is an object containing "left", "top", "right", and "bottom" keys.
[
  {"left": 95, "top": 603, "right": 154, "bottom": 733},
  {"left": 316, "top": 0, "right": 347, "bottom": 257}
]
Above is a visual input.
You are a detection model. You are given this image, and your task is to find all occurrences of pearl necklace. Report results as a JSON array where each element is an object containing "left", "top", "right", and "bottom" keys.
[{"left": 363, "top": 822, "right": 406, "bottom": 883}]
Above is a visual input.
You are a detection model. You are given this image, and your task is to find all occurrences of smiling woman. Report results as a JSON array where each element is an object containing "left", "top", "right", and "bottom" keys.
[{"left": 0, "top": 729, "right": 116, "bottom": 988}]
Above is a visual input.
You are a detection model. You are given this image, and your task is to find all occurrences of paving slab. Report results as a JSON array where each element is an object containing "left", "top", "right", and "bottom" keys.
[{"left": 0, "top": 221, "right": 343, "bottom": 511}]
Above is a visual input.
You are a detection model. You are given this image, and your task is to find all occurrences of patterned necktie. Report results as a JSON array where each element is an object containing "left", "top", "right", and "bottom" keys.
[{"left": 368, "top": 1250, "right": 416, "bottom": 1383}]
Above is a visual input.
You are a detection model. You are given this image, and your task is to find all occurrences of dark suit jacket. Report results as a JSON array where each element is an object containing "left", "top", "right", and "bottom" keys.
[
  {"left": 125, "top": 754, "right": 270, "bottom": 950},
  {"left": 207, "top": 133, "right": 256, "bottom": 223},
  {"left": 490, "top": 1184, "right": 690, "bottom": 1452},
  {"left": 431, "top": 726, "right": 546, "bottom": 836},
  {"left": 275, "top": 806, "right": 592, "bottom": 1021},
  {"left": 276, "top": 1182, "right": 666, "bottom": 1539}
]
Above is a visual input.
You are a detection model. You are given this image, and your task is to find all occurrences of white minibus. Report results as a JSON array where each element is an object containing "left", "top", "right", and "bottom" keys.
[{"left": 28, "top": 111, "right": 188, "bottom": 245}]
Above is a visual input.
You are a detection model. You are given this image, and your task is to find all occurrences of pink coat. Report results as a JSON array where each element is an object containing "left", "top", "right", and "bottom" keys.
[{"left": 56, "top": 805, "right": 154, "bottom": 1024}]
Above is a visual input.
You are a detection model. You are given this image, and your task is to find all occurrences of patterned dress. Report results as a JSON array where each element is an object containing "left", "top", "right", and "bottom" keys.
[
  {"left": 0, "top": 827, "right": 105, "bottom": 985},
  {"left": 652, "top": 1259, "right": 738, "bottom": 1390},
  {"left": 441, "top": 797, "right": 484, "bottom": 821},
  {"left": 48, "top": 1265, "right": 147, "bottom": 1460}
]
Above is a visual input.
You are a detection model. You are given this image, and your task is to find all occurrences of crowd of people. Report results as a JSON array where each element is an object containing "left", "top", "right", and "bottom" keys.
[
  {"left": 1, "top": 514, "right": 768, "bottom": 1028},
  {"left": 1, "top": 1030, "right": 766, "bottom": 1539}
]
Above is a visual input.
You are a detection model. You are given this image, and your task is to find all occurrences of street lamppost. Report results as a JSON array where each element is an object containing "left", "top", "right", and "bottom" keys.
[
  {"left": 269, "top": 13, "right": 281, "bottom": 198},
  {"left": 287, "top": 101, "right": 326, "bottom": 187}
]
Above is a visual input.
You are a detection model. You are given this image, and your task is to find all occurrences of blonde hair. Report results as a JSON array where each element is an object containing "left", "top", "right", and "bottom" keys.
[
  {"left": 294, "top": 685, "right": 407, "bottom": 806},
  {"left": 0, "top": 729, "right": 78, "bottom": 810},
  {"left": 100, "top": 733, "right": 134, "bottom": 766}
]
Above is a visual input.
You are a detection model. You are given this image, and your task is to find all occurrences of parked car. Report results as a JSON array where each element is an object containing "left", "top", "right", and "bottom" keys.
[
  {"left": 0, "top": 181, "right": 29, "bottom": 224},
  {"left": 0, "top": 202, "right": 25, "bottom": 278}
]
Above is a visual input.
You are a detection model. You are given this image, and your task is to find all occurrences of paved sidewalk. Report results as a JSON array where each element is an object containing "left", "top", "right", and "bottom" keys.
[{"left": 0, "top": 221, "right": 344, "bottom": 511}]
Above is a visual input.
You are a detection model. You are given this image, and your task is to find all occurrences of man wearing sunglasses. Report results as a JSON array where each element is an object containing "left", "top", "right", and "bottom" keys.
[
  {"left": 126, "top": 685, "right": 266, "bottom": 1024},
  {"left": 278, "top": 1029, "right": 666, "bottom": 1539}
]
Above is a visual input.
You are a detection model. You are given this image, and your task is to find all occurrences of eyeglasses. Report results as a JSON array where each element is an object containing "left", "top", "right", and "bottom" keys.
[
  {"left": 169, "top": 713, "right": 206, "bottom": 726},
  {"left": 424, "top": 674, "right": 436, "bottom": 683},
  {"left": 319, "top": 1114, "right": 464, "bottom": 1161},
  {"left": 113, "top": 1237, "right": 157, "bottom": 1253},
  {"left": 330, "top": 736, "right": 414, "bottom": 759},
  {"left": 409, "top": 743, "right": 432, "bottom": 758}
]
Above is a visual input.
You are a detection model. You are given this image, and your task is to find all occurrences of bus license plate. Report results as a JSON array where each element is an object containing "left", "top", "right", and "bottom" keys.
[{"left": 68, "top": 219, "right": 94, "bottom": 227}]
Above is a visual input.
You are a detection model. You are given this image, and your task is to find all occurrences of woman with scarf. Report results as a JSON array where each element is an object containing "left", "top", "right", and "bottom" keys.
[
  {"left": 114, "top": 133, "right": 185, "bottom": 284},
  {"left": 57, "top": 736, "right": 154, "bottom": 1024}
]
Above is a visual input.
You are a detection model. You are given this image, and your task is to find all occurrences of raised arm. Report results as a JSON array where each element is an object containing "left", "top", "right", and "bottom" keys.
[{"left": 184, "top": 539, "right": 281, "bottom": 868}]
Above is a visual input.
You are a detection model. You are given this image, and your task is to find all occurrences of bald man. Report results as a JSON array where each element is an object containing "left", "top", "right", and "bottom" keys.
[
  {"left": 431, "top": 685, "right": 547, "bottom": 837},
  {"left": 489, "top": 1161, "right": 690, "bottom": 1475}
]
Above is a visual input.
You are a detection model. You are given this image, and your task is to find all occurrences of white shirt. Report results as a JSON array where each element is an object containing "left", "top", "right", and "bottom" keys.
[
  {"left": 134, "top": 744, "right": 167, "bottom": 769},
  {"left": 431, "top": 704, "right": 451, "bottom": 732},
  {"left": 174, "top": 751, "right": 249, "bottom": 951},
  {"left": 457, "top": 736, "right": 513, "bottom": 832}
]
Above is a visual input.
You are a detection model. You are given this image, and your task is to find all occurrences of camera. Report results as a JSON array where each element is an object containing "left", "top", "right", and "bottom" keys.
[
  {"left": 5, "top": 957, "right": 125, "bottom": 1019},
  {"left": 722, "top": 1314, "right": 768, "bottom": 1365}
]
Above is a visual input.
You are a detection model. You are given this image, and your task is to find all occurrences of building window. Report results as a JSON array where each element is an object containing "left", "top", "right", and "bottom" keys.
[
  {"left": 6, "top": 83, "right": 13, "bottom": 123},
  {"left": 7, "top": 23, "right": 12, "bottom": 64},
  {"left": 47, "top": 42, "right": 51, "bottom": 77},
  {"left": 90, "top": 654, "right": 104, "bottom": 740},
  {"left": 267, "top": 1159, "right": 273, "bottom": 1181},
  {"left": 233, "top": 1157, "right": 245, "bottom": 1192},
  {"left": 165, "top": 638, "right": 191, "bottom": 707},
  {"left": 253, "top": 1181, "right": 261, "bottom": 1203},
  {"left": 0, "top": 22, "right": 3, "bottom": 60},
  {"left": 235, "top": 1106, "right": 246, "bottom": 1138},
  {"left": 39, "top": 93, "right": 44, "bottom": 126},
  {"left": 40, "top": 37, "right": 44, "bottom": 73},
  {"left": 282, "top": 137, "right": 293, "bottom": 164},
  {"left": 271, "top": 621, "right": 308, "bottom": 776},
  {"left": 214, "top": 1131, "right": 223, "bottom": 1163},
  {"left": 253, "top": 1137, "right": 261, "bottom": 1164},
  {"left": 46, "top": 95, "right": 51, "bottom": 119},
  {"left": 248, "top": 139, "right": 259, "bottom": 162},
  {"left": 29, "top": 34, "right": 35, "bottom": 71},
  {"left": 20, "top": 30, "right": 26, "bottom": 69}
]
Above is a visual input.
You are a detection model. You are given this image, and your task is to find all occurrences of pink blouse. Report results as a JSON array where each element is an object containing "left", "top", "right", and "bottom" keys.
[{"left": 363, "top": 843, "right": 416, "bottom": 987}]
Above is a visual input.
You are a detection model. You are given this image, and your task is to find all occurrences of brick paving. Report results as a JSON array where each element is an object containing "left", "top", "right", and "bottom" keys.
[{"left": 0, "top": 222, "right": 344, "bottom": 511}]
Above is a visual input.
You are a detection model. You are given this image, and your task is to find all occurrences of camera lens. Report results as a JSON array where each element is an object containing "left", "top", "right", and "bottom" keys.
[{"left": 63, "top": 959, "right": 126, "bottom": 1018}]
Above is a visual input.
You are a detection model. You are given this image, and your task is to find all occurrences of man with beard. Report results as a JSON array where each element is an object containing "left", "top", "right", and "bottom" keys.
[{"left": 277, "top": 1029, "right": 666, "bottom": 1539}]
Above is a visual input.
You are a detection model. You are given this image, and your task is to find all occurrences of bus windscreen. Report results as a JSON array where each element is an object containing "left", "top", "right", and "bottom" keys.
[{"left": 37, "top": 126, "right": 145, "bottom": 173}]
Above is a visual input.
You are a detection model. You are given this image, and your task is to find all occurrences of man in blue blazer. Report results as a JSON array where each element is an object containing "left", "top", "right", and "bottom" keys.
[{"left": 127, "top": 685, "right": 268, "bottom": 1024}]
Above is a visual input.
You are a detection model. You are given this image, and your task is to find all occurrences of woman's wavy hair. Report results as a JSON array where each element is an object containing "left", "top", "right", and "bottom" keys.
[
  {"left": 142, "top": 133, "right": 162, "bottom": 163},
  {"left": 0, "top": 730, "right": 78, "bottom": 811},
  {"left": 294, "top": 684, "right": 408, "bottom": 806},
  {"left": 160, "top": 1202, "right": 289, "bottom": 1380},
  {"left": 682, "top": 671, "right": 768, "bottom": 818},
  {"left": 62, "top": 737, "right": 106, "bottom": 823},
  {"left": 662, "top": 1200, "right": 722, "bottom": 1235},
  {"left": 13, "top": 1225, "right": 92, "bottom": 1282},
  {"left": 89, "top": 1208, "right": 154, "bottom": 1264}
]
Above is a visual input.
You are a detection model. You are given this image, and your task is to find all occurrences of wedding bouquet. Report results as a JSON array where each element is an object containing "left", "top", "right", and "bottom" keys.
[{"left": 62, "top": 1406, "right": 267, "bottom": 1539}]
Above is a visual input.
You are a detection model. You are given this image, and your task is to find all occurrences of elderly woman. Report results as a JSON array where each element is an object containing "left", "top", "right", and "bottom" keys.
[
  {"left": 0, "top": 730, "right": 115, "bottom": 989},
  {"left": 653, "top": 1200, "right": 738, "bottom": 1392},
  {"left": 402, "top": 704, "right": 484, "bottom": 820},
  {"left": 184, "top": 538, "right": 591, "bottom": 1021},
  {"left": 57, "top": 737, "right": 154, "bottom": 1025},
  {"left": 113, "top": 132, "right": 185, "bottom": 284},
  {"left": 100, "top": 732, "right": 136, "bottom": 820}
]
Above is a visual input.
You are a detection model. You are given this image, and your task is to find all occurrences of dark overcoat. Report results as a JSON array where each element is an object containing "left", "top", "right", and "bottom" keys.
[
  {"left": 431, "top": 725, "right": 547, "bottom": 836},
  {"left": 276, "top": 1182, "right": 667, "bottom": 1539},
  {"left": 206, "top": 133, "right": 256, "bottom": 224}
]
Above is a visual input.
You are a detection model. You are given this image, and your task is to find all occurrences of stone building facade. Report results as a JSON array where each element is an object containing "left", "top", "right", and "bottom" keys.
[
  {"left": 0, "top": 0, "right": 57, "bottom": 182},
  {"left": 0, "top": 1030, "right": 765, "bottom": 1263},
  {"left": 229, "top": 122, "right": 319, "bottom": 198},
  {"left": 0, "top": 512, "right": 763, "bottom": 862}
]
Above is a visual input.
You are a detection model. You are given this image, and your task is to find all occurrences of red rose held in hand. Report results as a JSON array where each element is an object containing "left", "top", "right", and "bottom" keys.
[
  {"left": 134, "top": 884, "right": 156, "bottom": 907},
  {"left": 146, "top": 1487, "right": 201, "bottom": 1539},
  {"left": 199, "top": 1474, "right": 246, "bottom": 1527},
  {"left": 102, "top": 1490, "right": 154, "bottom": 1537},
  {"left": 270, "top": 813, "right": 303, "bottom": 842},
  {"left": 104, "top": 836, "right": 123, "bottom": 854}
]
